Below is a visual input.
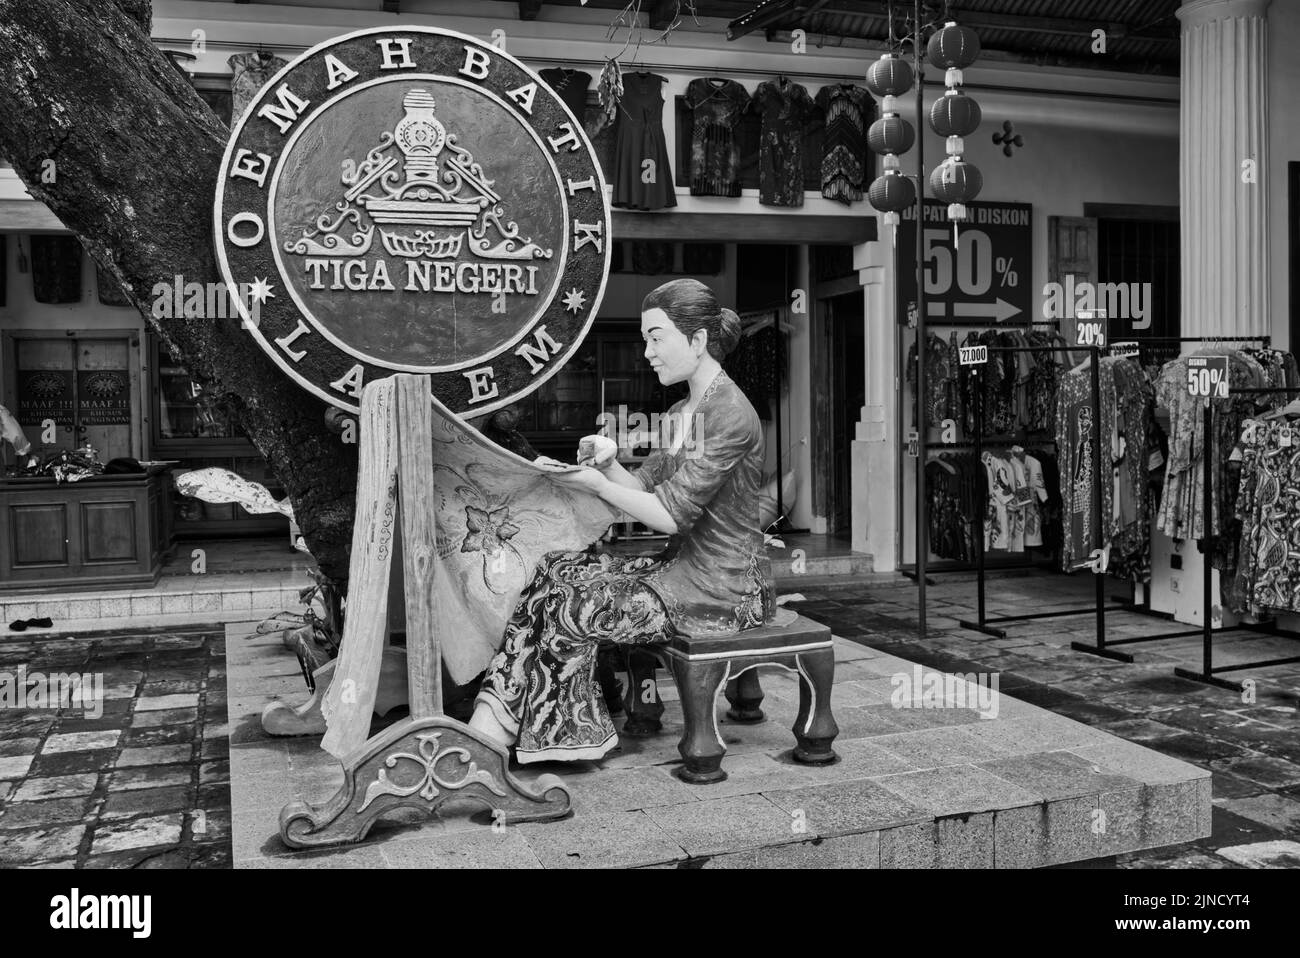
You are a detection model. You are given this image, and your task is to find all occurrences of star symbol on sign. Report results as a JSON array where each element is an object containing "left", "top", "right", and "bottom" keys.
[
  {"left": 248, "top": 277, "right": 276, "bottom": 305},
  {"left": 562, "top": 287, "right": 587, "bottom": 314}
]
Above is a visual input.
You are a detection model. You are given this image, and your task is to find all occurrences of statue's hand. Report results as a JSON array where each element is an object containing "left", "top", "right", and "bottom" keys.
[
  {"left": 533, "top": 455, "right": 572, "bottom": 470},
  {"left": 577, "top": 434, "right": 619, "bottom": 469}
]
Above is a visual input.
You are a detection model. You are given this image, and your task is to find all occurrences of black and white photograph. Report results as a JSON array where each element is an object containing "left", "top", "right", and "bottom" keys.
[{"left": 0, "top": 0, "right": 1293, "bottom": 934}]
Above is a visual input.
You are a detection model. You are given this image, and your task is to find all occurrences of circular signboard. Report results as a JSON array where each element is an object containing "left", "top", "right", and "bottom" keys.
[{"left": 214, "top": 26, "right": 611, "bottom": 416}]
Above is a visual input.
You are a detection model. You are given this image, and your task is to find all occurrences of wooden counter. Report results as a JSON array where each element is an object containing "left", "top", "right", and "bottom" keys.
[{"left": 0, "top": 473, "right": 171, "bottom": 593}]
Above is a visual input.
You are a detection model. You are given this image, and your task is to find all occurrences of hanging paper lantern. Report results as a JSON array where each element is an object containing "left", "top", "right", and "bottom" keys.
[
  {"left": 928, "top": 21, "right": 980, "bottom": 70},
  {"left": 868, "top": 169, "right": 916, "bottom": 213},
  {"left": 867, "top": 113, "right": 915, "bottom": 155},
  {"left": 929, "top": 90, "right": 981, "bottom": 138},
  {"left": 929, "top": 158, "right": 982, "bottom": 221},
  {"left": 865, "top": 53, "right": 914, "bottom": 98}
]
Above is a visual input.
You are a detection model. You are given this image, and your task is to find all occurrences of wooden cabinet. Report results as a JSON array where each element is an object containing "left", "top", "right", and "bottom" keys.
[{"left": 0, "top": 473, "right": 169, "bottom": 592}]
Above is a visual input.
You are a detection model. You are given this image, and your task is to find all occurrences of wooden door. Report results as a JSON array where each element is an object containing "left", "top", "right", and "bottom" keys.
[
  {"left": 1048, "top": 215, "right": 1098, "bottom": 352},
  {"left": 13, "top": 338, "right": 75, "bottom": 458},
  {"left": 75, "top": 337, "right": 133, "bottom": 462}
]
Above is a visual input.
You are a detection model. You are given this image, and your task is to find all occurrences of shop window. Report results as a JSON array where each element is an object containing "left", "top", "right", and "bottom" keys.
[
  {"left": 516, "top": 326, "right": 684, "bottom": 460},
  {"left": 149, "top": 337, "right": 287, "bottom": 538},
  {"left": 6, "top": 335, "right": 136, "bottom": 464},
  {"left": 156, "top": 346, "right": 242, "bottom": 442},
  {"left": 1096, "top": 215, "right": 1180, "bottom": 342}
]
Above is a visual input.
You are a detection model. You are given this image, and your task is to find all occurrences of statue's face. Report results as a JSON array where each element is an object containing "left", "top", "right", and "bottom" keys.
[{"left": 641, "top": 308, "right": 706, "bottom": 386}]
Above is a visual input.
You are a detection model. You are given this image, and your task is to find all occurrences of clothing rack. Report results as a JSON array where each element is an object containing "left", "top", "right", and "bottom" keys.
[
  {"left": 1072, "top": 334, "right": 1278, "bottom": 665},
  {"left": 904, "top": 430, "right": 1059, "bottom": 580},
  {"left": 1165, "top": 384, "right": 1300, "bottom": 688},
  {"left": 906, "top": 327, "right": 1059, "bottom": 587},
  {"left": 957, "top": 343, "right": 1123, "bottom": 640}
]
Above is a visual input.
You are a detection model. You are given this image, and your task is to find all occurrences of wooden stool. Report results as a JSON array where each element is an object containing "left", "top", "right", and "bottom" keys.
[{"left": 623, "top": 614, "right": 838, "bottom": 784}]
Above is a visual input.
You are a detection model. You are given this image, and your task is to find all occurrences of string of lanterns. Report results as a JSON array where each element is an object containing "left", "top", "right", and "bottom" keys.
[{"left": 865, "top": 21, "right": 983, "bottom": 229}]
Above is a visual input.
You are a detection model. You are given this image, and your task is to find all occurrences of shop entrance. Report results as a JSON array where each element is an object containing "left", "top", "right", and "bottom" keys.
[{"left": 825, "top": 291, "right": 864, "bottom": 536}]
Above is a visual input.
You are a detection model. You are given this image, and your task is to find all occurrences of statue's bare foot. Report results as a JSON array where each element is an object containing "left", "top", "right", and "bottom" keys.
[{"left": 468, "top": 701, "right": 515, "bottom": 748}]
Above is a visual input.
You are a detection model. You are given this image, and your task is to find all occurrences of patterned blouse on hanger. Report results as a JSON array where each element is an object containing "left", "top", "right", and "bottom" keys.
[
  {"left": 684, "top": 77, "right": 750, "bottom": 197},
  {"left": 815, "top": 83, "right": 873, "bottom": 205},
  {"left": 539, "top": 68, "right": 592, "bottom": 126},
  {"left": 747, "top": 77, "right": 815, "bottom": 207}
]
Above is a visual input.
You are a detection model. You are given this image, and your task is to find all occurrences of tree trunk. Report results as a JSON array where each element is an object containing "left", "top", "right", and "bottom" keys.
[{"left": 0, "top": 0, "right": 358, "bottom": 582}]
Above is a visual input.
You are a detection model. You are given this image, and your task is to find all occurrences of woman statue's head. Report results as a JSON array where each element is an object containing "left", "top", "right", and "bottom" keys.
[{"left": 640, "top": 278, "right": 742, "bottom": 386}]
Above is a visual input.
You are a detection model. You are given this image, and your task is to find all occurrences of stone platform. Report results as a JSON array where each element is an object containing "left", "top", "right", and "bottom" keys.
[{"left": 227, "top": 622, "right": 1211, "bottom": 868}]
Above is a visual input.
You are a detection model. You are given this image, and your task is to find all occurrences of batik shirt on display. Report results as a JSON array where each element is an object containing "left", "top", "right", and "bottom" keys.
[
  {"left": 815, "top": 83, "right": 872, "bottom": 205},
  {"left": 1232, "top": 418, "right": 1300, "bottom": 616},
  {"left": 748, "top": 77, "right": 814, "bottom": 207},
  {"left": 684, "top": 77, "right": 751, "bottom": 197}
]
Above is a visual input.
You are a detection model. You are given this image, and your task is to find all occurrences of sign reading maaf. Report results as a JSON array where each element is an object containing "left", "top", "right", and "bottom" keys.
[{"left": 215, "top": 27, "right": 611, "bottom": 416}]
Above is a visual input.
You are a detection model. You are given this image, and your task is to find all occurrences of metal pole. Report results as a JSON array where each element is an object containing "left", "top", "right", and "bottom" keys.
[
  {"left": 1090, "top": 345, "right": 1105, "bottom": 652},
  {"left": 1201, "top": 397, "right": 1213, "bottom": 677},
  {"left": 914, "top": 0, "right": 928, "bottom": 637},
  {"left": 974, "top": 367, "right": 986, "bottom": 627}
]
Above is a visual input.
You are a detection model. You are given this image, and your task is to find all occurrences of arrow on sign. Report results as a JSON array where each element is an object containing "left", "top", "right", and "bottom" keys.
[{"left": 952, "top": 299, "right": 1023, "bottom": 322}]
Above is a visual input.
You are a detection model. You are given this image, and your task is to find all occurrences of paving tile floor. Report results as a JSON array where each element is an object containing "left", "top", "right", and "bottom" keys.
[{"left": 0, "top": 625, "right": 231, "bottom": 868}]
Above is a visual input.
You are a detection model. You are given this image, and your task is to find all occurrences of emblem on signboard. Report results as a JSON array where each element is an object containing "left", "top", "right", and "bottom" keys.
[{"left": 214, "top": 27, "right": 611, "bottom": 416}]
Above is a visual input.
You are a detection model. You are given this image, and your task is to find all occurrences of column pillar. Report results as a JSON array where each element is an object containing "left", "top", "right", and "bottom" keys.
[
  {"left": 1178, "top": 0, "right": 1271, "bottom": 337},
  {"left": 850, "top": 232, "right": 897, "bottom": 568}
]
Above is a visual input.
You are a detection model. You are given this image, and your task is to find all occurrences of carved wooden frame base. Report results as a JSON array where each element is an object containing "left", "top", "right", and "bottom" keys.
[{"left": 279, "top": 715, "right": 572, "bottom": 849}]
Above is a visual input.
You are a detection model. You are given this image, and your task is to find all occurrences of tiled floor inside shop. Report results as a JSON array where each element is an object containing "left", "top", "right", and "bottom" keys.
[{"left": 2, "top": 567, "right": 1300, "bottom": 868}]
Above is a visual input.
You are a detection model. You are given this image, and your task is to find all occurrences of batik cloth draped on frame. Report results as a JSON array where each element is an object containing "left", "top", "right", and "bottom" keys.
[{"left": 320, "top": 385, "right": 620, "bottom": 759}]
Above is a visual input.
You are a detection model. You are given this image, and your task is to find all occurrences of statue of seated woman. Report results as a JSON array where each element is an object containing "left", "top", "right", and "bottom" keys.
[{"left": 467, "top": 277, "right": 776, "bottom": 762}]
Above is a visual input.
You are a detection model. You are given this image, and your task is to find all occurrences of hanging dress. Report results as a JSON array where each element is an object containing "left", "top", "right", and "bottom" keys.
[
  {"left": 476, "top": 371, "right": 777, "bottom": 762},
  {"left": 539, "top": 67, "right": 592, "bottom": 126},
  {"left": 684, "top": 77, "right": 750, "bottom": 196},
  {"left": 611, "top": 71, "right": 678, "bottom": 211},
  {"left": 815, "top": 83, "right": 873, "bottom": 205},
  {"left": 748, "top": 76, "right": 814, "bottom": 207}
]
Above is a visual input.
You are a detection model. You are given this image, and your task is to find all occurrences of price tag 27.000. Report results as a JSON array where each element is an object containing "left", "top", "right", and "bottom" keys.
[
  {"left": 1186, "top": 355, "right": 1230, "bottom": 399},
  {"left": 959, "top": 344, "right": 988, "bottom": 366}
]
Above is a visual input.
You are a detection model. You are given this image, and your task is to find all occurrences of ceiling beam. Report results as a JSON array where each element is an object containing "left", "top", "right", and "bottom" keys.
[
  {"left": 518, "top": 0, "right": 544, "bottom": 21},
  {"left": 727, "top": 0, "right": 801, "bottom": 42},
  {"left": 648, "top": 0, "right": 681, "bottom": 31},
  {"left": 764, "top": 28, "right": 1176, "bottom": 73},
  {"left": 814, "top": 3, "right": 1180, "bottom": 41}
]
